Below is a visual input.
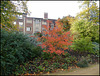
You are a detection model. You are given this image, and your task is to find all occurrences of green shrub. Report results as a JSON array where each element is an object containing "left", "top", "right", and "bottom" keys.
[
  {"left": 41, "top": 52, "right": 52, "bottom": 60},
  {"left": 63, "top": 52, "right": 70, "bottom": 57},
  {"left": 34, "top": 32, "right": 42, "bottom": 37},
  {"left": 52, "top": 62, "right": 60, "bottom": 68},
  {"left": 92, "top": 42, "right": 99, "bottom": 57},
  {"left": 37, "top": 65, "right": 44, "bottom": 72},
  {"left": 70, "top": 37, "right": 94, "bottom": 54},
  {"left": 0, "top": 29, "right": 43, "bottom": 75},
  {"left": 76, "top": 56, "right": 89, "bottom": 68},
  {"left": 62, "top": 63, "right": 68, "bottom": 69},
  {"left": 64, "top": 57, "right": 71, "bottom": 64}
]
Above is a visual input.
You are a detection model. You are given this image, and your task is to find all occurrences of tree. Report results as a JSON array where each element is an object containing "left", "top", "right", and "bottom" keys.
[
  {"left": 70, "top": 19, "right": 99, "bottom": 42},
  {"left": 77, "top": 1, "right": 99, "bottom": 23},
  {"left": 71, "top": 1, "right": 99, "bottom": 43},
  {"left": 1, "top": 1, "right": 30, "bottom": 31},
  {"left": 58, "top": 15, "right": 75, "bottom": 32},
  {"left": 37, "top": 20, "right": 73, "bottom": 55}
]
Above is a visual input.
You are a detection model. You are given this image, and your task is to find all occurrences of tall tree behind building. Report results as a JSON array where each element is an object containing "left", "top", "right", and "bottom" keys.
[
  {"left": 70, "top": 1, "right": 99, "bottom": 43},
  {"left": 1, "top": 1, "right": 30, "bottom": 31},
  {"left": 76, "top": 1, "right": 99, "bottom": 23},
  {"left": 58, "top": 15, "right": 75, "bottom": 32}
]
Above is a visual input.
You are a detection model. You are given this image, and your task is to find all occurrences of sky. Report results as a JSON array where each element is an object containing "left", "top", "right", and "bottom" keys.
[{"left": 27, "top": 1, "right": 99, "bottom": 19}]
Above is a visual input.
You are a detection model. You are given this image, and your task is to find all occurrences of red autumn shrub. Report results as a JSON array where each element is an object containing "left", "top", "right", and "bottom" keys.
[{"left": 38, "top": 19, "right": 73, "bottom": 55}]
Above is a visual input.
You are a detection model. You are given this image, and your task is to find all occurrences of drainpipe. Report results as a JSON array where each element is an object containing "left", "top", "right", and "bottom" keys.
[{"left": 23, "top": 16, "right": 25, "bottom": 35}]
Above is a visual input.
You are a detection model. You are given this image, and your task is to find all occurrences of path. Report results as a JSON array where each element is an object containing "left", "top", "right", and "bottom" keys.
[{"left": 43, "top": 63, "right": 99, "bottom": 75}]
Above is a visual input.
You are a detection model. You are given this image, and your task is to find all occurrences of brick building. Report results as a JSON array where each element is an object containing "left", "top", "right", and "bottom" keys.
[{"left": 14, "top": 13, "right": 57, "bottom": 35}]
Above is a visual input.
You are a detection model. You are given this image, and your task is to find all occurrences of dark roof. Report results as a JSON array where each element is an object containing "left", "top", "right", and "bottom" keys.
[
  {"left": 33, "top": 17, "right": 43, "bottom": 19},
  {"left": 48, "top": 19, "right": 57, "bottom": 24},
  {"left": 26, "top": 17, "right": 43, "bottom": 19},
  {"left": 23, "top": 16, "right": 57, "bottom": 23},
  {"left": 48, "top": 19, "right": 57, "bottom": 20}
]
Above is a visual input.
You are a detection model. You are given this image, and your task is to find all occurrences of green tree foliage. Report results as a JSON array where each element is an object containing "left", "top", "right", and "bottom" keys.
[
  {"left": 77, "top": 1, "right": 99, "bottom": 23},
  {"left": 71, "top": 1, "right": 99, "bottom": 43},
  {"left": 70, "top": 19, "right": 99, "bottom": 42},
  {"left": 59, "top": 15, "right": 75, "bottom": 32},
  {"left": 1, "top": 1, "right": 30, "bottom": 31},
  {"left": 70, "top": 37, "right": 94, "bottom": 54}
]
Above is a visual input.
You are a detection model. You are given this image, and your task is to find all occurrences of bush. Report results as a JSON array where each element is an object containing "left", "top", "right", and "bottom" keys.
[
  {"left": 70, "top": 37, "right": 94, "bottom": 54},
  {"left": 34, "top": 32, "right": 42, "bottom": 37},
  {"left": 92, "top": 42, "right": 99, "bottom": 57},
  {"left": 52, "top": 62, "right": 60, "bottom": 68},
  {"left": 61, "top": 63, "right": 68, "bottom": 69},
  {"left": 0, "top": 29, "right": 43, "bottom": 75},
  {"left": 41, "top": 52, "right": 53, "bottom": 60},
  {"left": 76, "top": 56, "right": 89, "bottom": 68}
]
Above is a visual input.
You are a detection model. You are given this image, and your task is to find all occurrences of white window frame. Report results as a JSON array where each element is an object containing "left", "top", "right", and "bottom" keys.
[
  {"left": 51, "top": 24, "right": 54, "bottom": 28},
  {"left": 26, "top": 27, "right": 31, "bottom": 31},
  {"left": 19, "top": 22, "right": 23, "bottom": 28},
  {"left": 35, "top": 27, "right": 39, "bottom": 31},
  {"left": 42, "top": 21, "right": 47, "bottom": 25},
  {"left": 13, "top": 21, "right": 16, "bottom": 25},
  {"left": 36, "top": 24, "right": 40, "bottom": 27},
  {"left": 36, "top": 19, "right": 40, "bottom": 24},
  {"left": 18, "top": 15, "right": 23, "bottom": 19},
  {"left": 42, "top": 28, "right": 46, "bottom": 31}
]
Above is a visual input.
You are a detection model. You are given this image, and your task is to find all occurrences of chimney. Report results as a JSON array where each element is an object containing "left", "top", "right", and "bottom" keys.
[{"left": 44, "top": 12, "right": 48, "bottom": 19}]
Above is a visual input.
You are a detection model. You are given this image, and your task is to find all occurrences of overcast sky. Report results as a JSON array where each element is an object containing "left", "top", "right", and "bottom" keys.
[{"left": 27, "top": 1, "right": 99, "bottom": 19}]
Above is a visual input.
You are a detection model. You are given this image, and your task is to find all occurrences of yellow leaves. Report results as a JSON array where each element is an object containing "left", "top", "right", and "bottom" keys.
[
  {"left": 1, "top": 23, "right": 5, "bottom": 28},
  {"left": 40, "top": 72, "right": 43, "bottom": 74},
  {"left": 61, "top": 69, "right": 64, "bottom": 71},
  {"left": 46, "top": 71, "right": 50, "bottom": 74},
  {"left": 1, "top": 1, "right": 29, "bottom": 31}
]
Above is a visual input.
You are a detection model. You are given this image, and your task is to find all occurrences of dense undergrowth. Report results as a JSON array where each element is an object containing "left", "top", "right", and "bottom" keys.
[
  {"left": 0, "top": 29, "right": 43, "bottom": 75},
  {"left": 1, "top": 29, "right": 99, "bottom": 75}
]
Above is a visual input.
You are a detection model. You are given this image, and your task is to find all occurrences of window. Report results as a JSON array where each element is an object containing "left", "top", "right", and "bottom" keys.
[
  {"left": 36, "top": 24, "right": 40, "bottom": 27},
  {"left": 35, "top": 31, "right": 39, "bottom": 33},
  {"left": 18, "top": 15, "right": 22, "bottom": 19},
  {"left": 51, "top": 24, "right": 54, "bottom": 28},
  {"left": 27, "top": 19, "right": 32, "bottom": 23},
  {"left": 35, "top": 27, "right": 39, "bottom": 31},
  {"left": 36, "top": 27, "right": 38, "bottom": 29},
  {"left": 13, "top": 22, "right": 16, "bottom": 25},
  {"left": 26, "top": 27, "right": 31, "bottom": 31},
  {"left": 19, "top": 22, "right": 23, "bottom": 28},
  {"left": 42, "top": 21, "right": 47, "bottom": 25},
  {"left": 36, "top": 19, "right": 40, "bottom": 24},
  {"left": 42, "top": 28, "right": 46, "bottom": 31}
]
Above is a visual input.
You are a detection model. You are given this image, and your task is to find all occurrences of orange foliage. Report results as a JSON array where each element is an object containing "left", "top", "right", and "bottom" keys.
[{"left": 38, "top": 19, "right": 73, "bottom": 55}]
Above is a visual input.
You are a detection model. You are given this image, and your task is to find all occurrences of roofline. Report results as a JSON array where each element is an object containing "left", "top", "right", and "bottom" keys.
[
  {"left": 26, "top": 17, "right": 57, "bottom": 20},
  {"left": 48, "top": 19, "right": 57, "bottom": 20}
]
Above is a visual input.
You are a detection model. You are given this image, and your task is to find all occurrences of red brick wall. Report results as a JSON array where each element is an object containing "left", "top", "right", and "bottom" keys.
[{"left": 25, "top": 18, "right": 33, "bottom": 34}]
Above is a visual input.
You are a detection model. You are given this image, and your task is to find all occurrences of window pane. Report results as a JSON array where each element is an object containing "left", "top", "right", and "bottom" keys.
[
  {"left": 19, "top": 22, "right": 23, "bottom": 28},
  {"left": 42, "top": 21, "right": 47, "bottom": 25},
  {"left": 18, "top": 15, "right": 22, "bottom": 19},
  {"left": 26, "top": 27, "right": 31, "bottom": 31},
  {"left": 13, "top": 22, "right": 16, "bottom": 25}
]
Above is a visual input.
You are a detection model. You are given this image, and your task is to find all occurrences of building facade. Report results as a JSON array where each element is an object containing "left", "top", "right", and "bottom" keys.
[{"left": 14, "top": 13, "right": 57, "bottom": 35}]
